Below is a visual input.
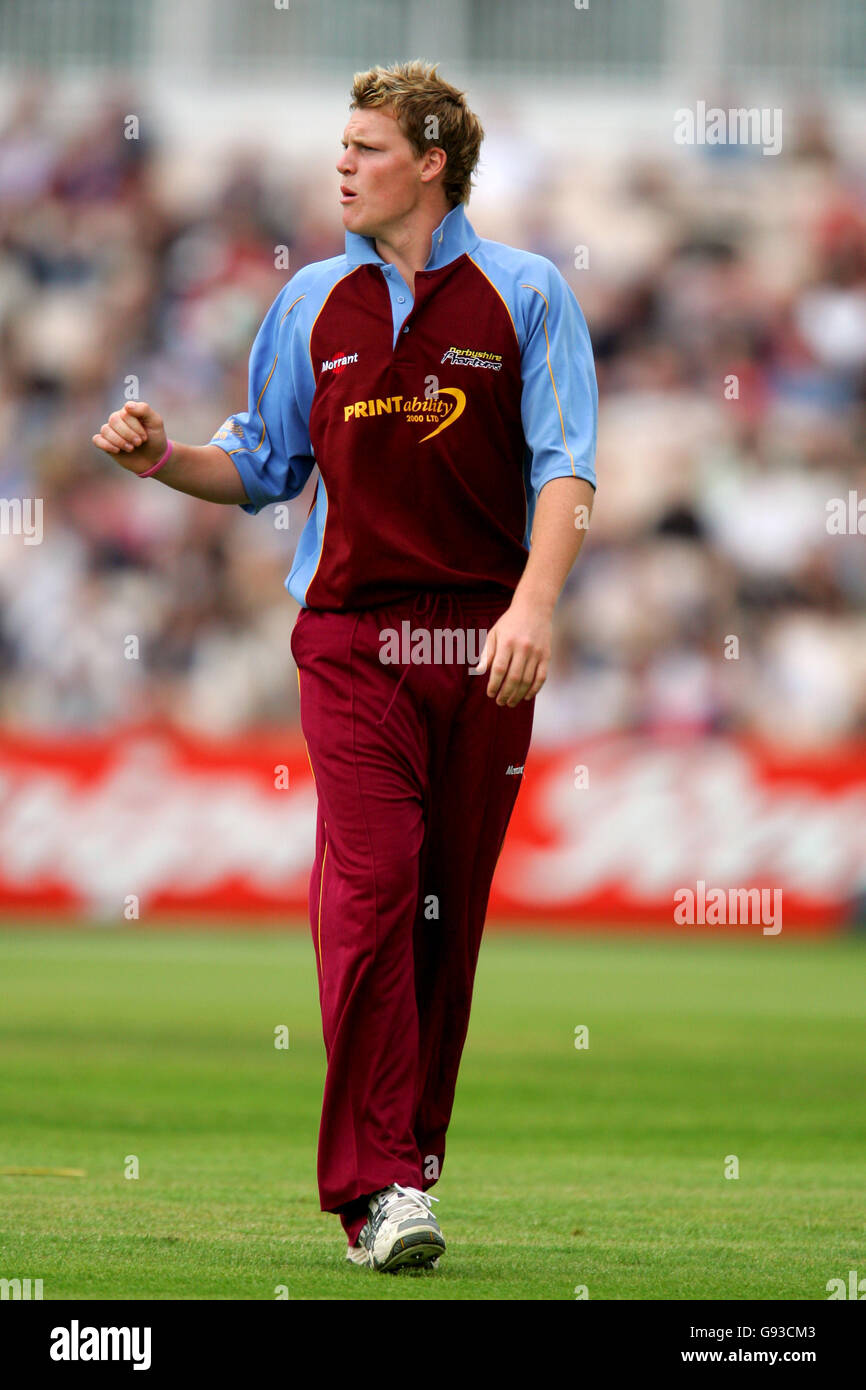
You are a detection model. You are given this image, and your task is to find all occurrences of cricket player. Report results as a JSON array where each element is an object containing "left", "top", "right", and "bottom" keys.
[{"left": 92, "top": 60, "right": 597, "bottom": 1274}]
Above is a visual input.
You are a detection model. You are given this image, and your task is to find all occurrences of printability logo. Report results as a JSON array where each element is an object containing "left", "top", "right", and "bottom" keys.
[
  {"left": 50, "top": 1320, "right": 152, "bottom": 1370},
  {"left": 441, "top": 345, "right": 503, "bottom": 371},
  {"left": 321, "top": 349, "right": 359, "bottom": 374},
  {"left": 344, "top": 388, "right": 466, "bottom": 442}
]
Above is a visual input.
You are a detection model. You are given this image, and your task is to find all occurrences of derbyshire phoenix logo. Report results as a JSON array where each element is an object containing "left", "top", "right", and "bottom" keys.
[
  {"left": 343, "top": 388, "right": 466, "bottom": 442},
  {"left": 441, "top": 345, "right": 503, "bottom": 370}
]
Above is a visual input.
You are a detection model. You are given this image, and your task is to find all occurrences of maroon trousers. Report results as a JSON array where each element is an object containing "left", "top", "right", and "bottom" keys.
[{"left": 291, "top": 589, "right": 534, "bottom": 1246}]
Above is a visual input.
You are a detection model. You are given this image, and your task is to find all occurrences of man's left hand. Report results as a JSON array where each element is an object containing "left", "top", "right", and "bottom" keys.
[{"left": 472, "top": 598, "right": 553, "bottom": 706}]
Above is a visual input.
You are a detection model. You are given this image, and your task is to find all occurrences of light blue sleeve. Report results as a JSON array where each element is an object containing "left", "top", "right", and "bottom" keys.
[
  {"left": 519, "top": 265, "right": 598, "bottom": 494},
  {"left": 208, "top": 281, "right": 315, "bottom": 515}
]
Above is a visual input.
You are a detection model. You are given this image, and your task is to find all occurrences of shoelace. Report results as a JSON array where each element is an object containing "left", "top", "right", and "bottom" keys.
[
  {"left": 393, "top": 1182, "right": 439, "bottom": 1210},
  {"left": 373, "top": 1182, "right": 440, "bottom": 1225}
]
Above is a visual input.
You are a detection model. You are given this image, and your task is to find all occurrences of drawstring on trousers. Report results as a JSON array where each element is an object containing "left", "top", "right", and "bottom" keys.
[{"left": 375, "top": 591, "right": 462, "bottom": 726}]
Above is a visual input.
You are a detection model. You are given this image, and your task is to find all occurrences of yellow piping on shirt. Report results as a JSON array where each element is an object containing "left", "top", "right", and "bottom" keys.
[
  {"left": 466, "top": 254, "right": 520, "bottom": 347},
  {"left": 307, "top": 267, "right": 363, "bottom": 367},
  {"left": 227, "top": 293, "right": 306, "bottom": 460},
  {"left": 519, "top": 282, "right": 576, "bottom": 478}
]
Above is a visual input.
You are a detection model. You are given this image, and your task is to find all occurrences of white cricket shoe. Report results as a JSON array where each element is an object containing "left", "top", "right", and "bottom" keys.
[{"left": 364, "top": 1183, "right": 446, "bottom": 1272}]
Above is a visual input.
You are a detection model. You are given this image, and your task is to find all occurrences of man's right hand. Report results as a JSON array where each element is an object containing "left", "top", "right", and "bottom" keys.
[{"left": 92, "top": 401, "right": 167, "bottom": 473}]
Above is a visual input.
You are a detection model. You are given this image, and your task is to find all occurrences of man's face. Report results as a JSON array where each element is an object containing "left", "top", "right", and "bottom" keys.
[{"left": 337, "top": 106, "right": 431, "bottom": 237}]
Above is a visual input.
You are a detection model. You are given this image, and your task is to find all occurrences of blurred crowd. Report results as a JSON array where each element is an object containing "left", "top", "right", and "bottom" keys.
[{"left": 0, "top": 81, "right": 864, "bottom": 745}]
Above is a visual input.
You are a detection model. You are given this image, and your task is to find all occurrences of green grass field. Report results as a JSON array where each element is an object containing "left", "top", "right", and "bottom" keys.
[{"left": 0, "top": 926, "right": 863, "bottom": 1301}]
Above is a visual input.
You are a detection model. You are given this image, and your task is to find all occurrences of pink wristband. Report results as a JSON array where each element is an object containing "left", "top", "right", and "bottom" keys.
[{"left": 137, "top": 439, "right": 174, "bottom": 478}]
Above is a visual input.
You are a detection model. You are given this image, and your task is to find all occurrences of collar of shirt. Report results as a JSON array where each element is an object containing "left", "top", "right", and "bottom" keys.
[{"left": 344, "top": 200, "right": 481, "bottom": 272}]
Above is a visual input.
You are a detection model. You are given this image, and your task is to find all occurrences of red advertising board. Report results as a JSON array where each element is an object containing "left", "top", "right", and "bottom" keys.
[{"left": 0, "top": 726, "right": 863, "bottom": 931}]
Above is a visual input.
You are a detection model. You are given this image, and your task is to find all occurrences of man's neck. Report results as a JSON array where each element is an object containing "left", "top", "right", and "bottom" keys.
[{"left": 374, "top": 201, "right": 454, "bottom": 296}]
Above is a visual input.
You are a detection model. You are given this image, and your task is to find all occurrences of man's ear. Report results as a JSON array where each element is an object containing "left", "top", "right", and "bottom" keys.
[{"left": 420, "top": 147, "right": 447, "bottom": 184}]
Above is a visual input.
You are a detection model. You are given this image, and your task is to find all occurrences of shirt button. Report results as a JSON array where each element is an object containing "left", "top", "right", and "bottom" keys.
[{"left": 397, "top": 295, "right": 405, "bottom": 303}]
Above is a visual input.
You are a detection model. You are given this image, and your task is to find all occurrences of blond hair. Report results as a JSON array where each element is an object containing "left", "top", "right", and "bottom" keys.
[{"left": 349, "top": 59, "right": 484, "bottom": 207}]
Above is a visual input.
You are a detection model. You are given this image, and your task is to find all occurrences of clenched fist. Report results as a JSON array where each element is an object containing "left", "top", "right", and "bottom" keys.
[{"left": 92, "top": 401, "right": 167, "bottom": 473}]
